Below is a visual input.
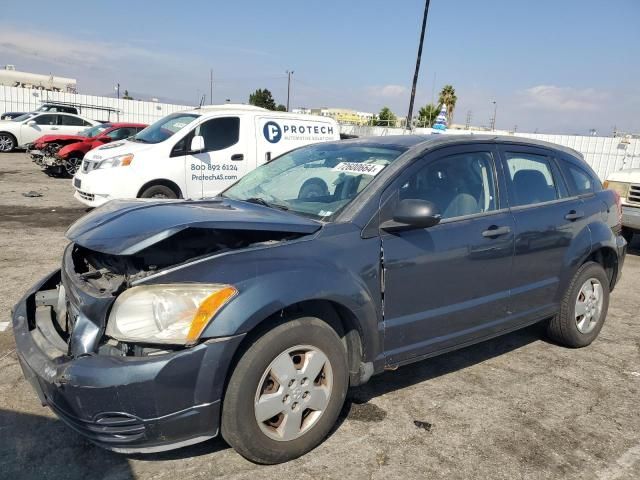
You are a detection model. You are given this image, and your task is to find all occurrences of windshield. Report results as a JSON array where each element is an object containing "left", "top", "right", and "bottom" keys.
[
  {"left": 132, "top": 113, "right": 199, "bottom": 144},
  {"left": 223, "top": 142, "right": 406, "bottom": 220},
  {"left": 80, "top": 124, "right": 110, "bottom": 138},
  {"left": 12, "top": 112, "right": 36, "bottom": 122}
]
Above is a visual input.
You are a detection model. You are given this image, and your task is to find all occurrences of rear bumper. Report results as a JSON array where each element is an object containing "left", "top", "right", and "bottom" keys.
[
  {"left": 13, "top": 271, "right": 245, "bottom": 453},
  {"left": 622, "top": 205, "right": 640, "bottom": 231}
]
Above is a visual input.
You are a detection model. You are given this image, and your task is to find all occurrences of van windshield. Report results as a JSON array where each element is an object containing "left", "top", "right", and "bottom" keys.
[{"left": 132, "top": 113, "right": 199, "bottom": 144}]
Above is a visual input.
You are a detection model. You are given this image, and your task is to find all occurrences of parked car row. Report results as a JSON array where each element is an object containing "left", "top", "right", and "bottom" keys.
[
  {"left": 0, "top": 110, "right": 99, "bottom": 153},
  {"left": 28, "top": 122, "right": 146, "bottom": 177}
]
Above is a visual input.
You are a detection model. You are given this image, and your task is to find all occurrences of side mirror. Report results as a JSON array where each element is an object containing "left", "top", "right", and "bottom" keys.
[
  {"left": 190, "top": 135, "right": 205, "bottom": 152},
  {"left": 27, "top": 120, "right": 36, "bottom": 126},
  {"left": 381, "top": 199, "right": 441, "bottom": 232}
]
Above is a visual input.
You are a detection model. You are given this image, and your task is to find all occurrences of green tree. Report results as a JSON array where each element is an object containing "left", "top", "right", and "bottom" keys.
[
  {"left": 276, "top": 104, "right": 287, "bottom": 111},
  {"left": 438, "top": 85, "right": 457, "bottom": 125},
  {"left": 122, "top": 90, "right": 134, "bottom": 100},
  {"left": 417, "top": 103, "right": 440, "bottom": 127},
  {"left": 249, "top": 88, "right": 277, "bottom": 110},
  {"left": 374, "top": 107, "right": 397, "bottom": 127}
]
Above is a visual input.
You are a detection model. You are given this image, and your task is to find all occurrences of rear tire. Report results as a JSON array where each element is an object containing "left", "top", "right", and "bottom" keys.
[
  {"left": 139, "top": 184, "right": 177, "bottom": 199},
  {"left": 221, "top": 316, "right": 348, "bottom": 464},
  {"left": 0, "top": 133, "right": 16, "bottom": 152},
  {"left": 547, "top": 261, "right": 609, "bottom": 348}
]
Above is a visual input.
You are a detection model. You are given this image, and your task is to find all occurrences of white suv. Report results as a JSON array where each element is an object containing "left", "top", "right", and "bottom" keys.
[{"left": 0, "top": 112, "right": 99, "bottom": 152}]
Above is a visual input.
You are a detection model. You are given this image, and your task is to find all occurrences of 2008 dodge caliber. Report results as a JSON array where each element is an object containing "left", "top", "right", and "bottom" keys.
[{"left": 13, "top": 135, "right": 626, "bottom": 463}]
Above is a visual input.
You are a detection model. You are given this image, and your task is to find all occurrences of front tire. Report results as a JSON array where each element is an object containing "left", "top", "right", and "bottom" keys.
[
  {"left": 547, "top": 261, "right": 610, "bottom": 348},
  {"left": 139, "top": 184, "right": 177, "bottom": 199},
  {"left": 64, "top": 156, "right": 83, "bottom": 177},
  {"left": 221, "top": 316, "right": 348, "bottom": 464},
  {"left": 0, "top": 133, "right": 16, "bottom": 152}
]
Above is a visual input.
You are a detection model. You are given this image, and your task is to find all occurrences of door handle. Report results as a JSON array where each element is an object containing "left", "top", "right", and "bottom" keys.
[
  {"left": 51, "top": 127, "right": 59, "bottom": 130},
  {"left": 231, "top": 153, "right": 244, "bottom": 161},
  {"left": 565, "top": 210, "right": 584, "bottom": 221},
  {"left": 482, "top": 225, "right": 511, "bottom": 238}
]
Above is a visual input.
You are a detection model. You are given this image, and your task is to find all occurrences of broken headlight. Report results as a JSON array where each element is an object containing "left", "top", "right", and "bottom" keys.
[{"left": 106, "top": 284, "right": 237, "bottom": 345}]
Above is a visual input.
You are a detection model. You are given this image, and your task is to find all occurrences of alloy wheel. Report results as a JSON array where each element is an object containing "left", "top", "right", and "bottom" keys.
[
  {"left": 575, "top": 277, "right": 603, "bottom": 334},
  {"left": 254, "top": 345, "right": 333, "bottom": 442}
]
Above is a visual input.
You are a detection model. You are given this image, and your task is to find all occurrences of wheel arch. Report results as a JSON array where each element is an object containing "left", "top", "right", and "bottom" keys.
[
  {"left": 583, "top": 246, "right": 619, "bottom": 290},
  {"left": 137, "top": 179, "right": 183, "bottom": 198}
]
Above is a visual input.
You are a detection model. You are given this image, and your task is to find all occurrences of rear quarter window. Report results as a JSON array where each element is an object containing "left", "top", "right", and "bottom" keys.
[{"left": 560, "top": 159, "right": 602, "bottom": 196}]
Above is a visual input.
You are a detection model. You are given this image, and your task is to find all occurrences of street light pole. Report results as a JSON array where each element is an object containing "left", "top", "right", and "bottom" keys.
[
  {"left": 406, "top": 0, "right": 431, "bottom": 130},
  {"left": 491, "top": 100, "right": 497, "bottom": 131},
  {"left": 286, "top": 70, "right": 294, "bottom": 112},
  {"left": 116, "top": 83, "right": 120, "bottom": 100}
]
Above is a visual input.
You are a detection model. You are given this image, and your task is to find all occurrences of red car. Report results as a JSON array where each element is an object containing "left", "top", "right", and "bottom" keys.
[{"left": 29, "top": 122, "right": 147, "bottom": 176}]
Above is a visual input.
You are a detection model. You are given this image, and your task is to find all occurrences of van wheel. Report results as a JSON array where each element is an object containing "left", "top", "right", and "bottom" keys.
[
  {"left": 139, "top": 185, "right": 177, "bottom": 199},
  {"left": 0, "top": 133, "right": 16, "bottom": 152},
  {"left": 221, "top": 317, "right": 348, "bottom": 464},
  {"left": 547, "top": 261, "right": 609, "bottom": 348}
]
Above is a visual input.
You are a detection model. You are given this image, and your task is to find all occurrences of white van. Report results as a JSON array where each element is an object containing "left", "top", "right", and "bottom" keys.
[{"left": 72, "top": 105, "right": 339, "bottom": 207}]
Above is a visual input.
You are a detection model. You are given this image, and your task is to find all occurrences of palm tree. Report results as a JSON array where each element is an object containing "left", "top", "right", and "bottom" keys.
[
  {"left": 438, "top": 85, "right": 457, "bottom": 125},
  {"left": 417, "top": 103, "right": 440, "bottom": 127}
]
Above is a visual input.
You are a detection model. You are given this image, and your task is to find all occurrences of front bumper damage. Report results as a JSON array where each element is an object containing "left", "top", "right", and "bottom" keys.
[{"left": 12, "top": 270, "right": 245, "bottom": 453}]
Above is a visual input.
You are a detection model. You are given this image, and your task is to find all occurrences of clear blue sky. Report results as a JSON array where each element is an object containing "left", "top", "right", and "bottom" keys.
[{"left": 1, "top": 0, "right": 638, "bottom": 134}]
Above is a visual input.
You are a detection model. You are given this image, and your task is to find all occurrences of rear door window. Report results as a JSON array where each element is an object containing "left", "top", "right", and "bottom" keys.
[
  {"left": 59, "top": 115, "right": 89, "bottom": 126},
  {"left": 503, "top": 152, "right": 561, "bottom": 207},
  {"left": 561, "top": 162, "right": 601, "bottom": 195}
]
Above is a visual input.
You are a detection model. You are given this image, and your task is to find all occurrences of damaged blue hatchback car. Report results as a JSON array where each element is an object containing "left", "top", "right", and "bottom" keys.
[{"left": 13, "top": 135, "right": 626, "bottom": 463}]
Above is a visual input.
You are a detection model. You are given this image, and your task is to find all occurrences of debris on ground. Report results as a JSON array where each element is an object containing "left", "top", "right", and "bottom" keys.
[
  {"left": 413, "top": 420, "right": 433, "bottom": 432},
  {"left": 22, "top": 191, "right": 43, "bottom": 198}
]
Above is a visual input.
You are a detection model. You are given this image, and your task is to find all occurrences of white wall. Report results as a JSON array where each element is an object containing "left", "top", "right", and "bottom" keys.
[
  {"left": 339, "top": 124, "right": 640, "bottom": 180},
  {"left": 0, "top": 85, "right": 193, "bottom": 125}
]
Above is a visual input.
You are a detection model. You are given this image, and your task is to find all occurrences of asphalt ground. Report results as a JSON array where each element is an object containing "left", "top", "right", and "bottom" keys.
[{"left": 0, "top": 152, "right": 638, "bottom": 480}]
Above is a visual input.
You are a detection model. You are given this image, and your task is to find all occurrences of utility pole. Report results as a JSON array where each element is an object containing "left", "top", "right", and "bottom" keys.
[
  {"left": 116, "top": 83, "right": 120, "bottom": 100},
  {"left": 406, "top": 0, "right": 431, "bottom": 130},
  {"left": 209, "top": 69, "right": 213, "bottom": 105},
  {"left": 286, "top": 70, "right": 294, "bottom": 112},
  {"left": 490, "top": 100, "right": 497, "bottom": 131}
]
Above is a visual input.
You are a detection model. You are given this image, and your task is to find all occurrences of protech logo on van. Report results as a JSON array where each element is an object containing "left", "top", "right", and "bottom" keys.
[{"left": 263, "top": 121, "right": 335, "bottom": 144}]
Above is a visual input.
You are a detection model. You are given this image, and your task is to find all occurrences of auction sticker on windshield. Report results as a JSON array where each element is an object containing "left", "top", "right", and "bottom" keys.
[{"left": 332, "top": 162, "right": 386, "bottom": 175}]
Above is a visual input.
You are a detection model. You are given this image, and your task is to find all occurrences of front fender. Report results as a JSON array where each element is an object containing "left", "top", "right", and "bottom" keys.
[{"left": 143, "top": 231, "right": 383, "bottom": 363}]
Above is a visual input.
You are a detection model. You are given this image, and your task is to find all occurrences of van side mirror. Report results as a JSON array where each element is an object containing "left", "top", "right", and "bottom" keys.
[
  {"left": 190, "top": 135, "right": 205, "bottom": 152},
  {"left": 380, "top": 199, "right": 441, "bottom": 232},
  {"left": 27, "top": 120, "right": 36, "bottom": 126}
]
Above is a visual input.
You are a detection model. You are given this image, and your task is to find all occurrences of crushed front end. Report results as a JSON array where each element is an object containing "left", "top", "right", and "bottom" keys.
[{"left": 12, "top": 245, "right": 245, "bottom": 453}]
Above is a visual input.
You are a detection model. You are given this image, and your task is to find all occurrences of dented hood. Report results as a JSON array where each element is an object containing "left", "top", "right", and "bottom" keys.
[
  {"left": 35, "top": 134, "right": 86, "bottom": 145},
  {"left": 66, "top": 198, "right": 321, "bottom": 255}
]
